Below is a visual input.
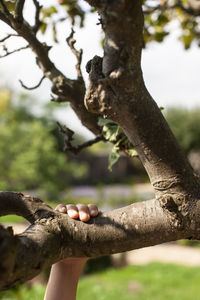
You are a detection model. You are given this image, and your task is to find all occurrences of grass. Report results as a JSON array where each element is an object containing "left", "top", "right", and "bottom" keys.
[
  {"left": 78, "top": 263, "right": 200, "bottom": 300},
  {"left": 1, "top": 263, "right": 200, "bottom": 299},
  {"left": 0, "top": 215, "right": 24, "bottom": 223}
]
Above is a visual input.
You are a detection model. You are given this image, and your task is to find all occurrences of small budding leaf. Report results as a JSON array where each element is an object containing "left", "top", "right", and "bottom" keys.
[
  {"left": 98, "top": 116, "right": 137, "bottom": 170},
  {"left": 108, "top": 146, "right": 120, "bottom": 171},
  {"left": 127, "top": 149, "right": 138, "bottom": 157},
  {"left": 98, "top": 116, "right": 113, "bottom": 126}
]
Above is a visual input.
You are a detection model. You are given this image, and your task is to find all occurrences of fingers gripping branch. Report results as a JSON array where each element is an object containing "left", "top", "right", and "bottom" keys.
[{"left": 0, "top": 196, "right": 196, "bottom": 290}]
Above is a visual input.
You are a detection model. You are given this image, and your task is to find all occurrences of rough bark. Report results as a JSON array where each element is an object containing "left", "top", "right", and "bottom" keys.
[
  {"left": 0, "top": 0, "right": 200, "bottom": 290},
  {"left": 1, "top": 191, "right": 200, "bottom": 290}
]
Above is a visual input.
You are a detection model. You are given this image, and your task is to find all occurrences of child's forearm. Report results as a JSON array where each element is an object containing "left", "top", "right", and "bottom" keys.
[
  {"left": 44, "top": 260, "right": 85, "bottom": 300},
  {"left": 44, "top": 203, "right": 99, "bottom": 300}
]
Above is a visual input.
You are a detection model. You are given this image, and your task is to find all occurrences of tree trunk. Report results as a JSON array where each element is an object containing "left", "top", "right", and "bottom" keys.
[{"left": 0, "top": 0, "right": 200, "bottom": 290}]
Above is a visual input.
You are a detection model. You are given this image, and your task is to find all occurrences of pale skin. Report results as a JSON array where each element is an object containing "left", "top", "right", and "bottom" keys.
[{"left": 44, "top": 203, "right": 99, "bottom": 300}]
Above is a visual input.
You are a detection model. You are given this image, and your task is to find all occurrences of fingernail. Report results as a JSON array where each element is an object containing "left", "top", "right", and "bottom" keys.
[
  {"left": 80, "top": 212, "right": 89, "bottom": 221},
  {"left": 59, "top": 207, "right": 66, "bottom": 212},
  {"left": 68, "top": 210, "right": 78, "bottom": 218},
  {"left": 90, "top": 210, "right": 97, "bottom": 216}
]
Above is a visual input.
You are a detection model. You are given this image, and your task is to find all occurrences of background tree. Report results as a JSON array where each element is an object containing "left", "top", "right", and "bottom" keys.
[
  {"left": 0, "top": 0, "right": 200, "bottom": 290},
  {"left": 166, "top": 108, "right": 200, "bottom": 154},
  {"left": 0, "top": 88, "right": 87, "bottom": 199}
]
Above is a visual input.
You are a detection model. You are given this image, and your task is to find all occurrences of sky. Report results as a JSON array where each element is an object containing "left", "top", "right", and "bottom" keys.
[{"left": 0, "top": 0, "right": 200, "bottom": 137}]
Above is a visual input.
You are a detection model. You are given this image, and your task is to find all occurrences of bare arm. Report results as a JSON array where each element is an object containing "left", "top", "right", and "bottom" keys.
[{"left": 44, "top": 204, "right": 99, "bottom": 300}]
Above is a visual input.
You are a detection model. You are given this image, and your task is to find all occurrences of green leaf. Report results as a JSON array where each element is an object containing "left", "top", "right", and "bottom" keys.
[
  {"left": 52, "top": 23, "right": 58, "bottom": 43},
  {"left": 40, "top": 22, "right": 47, "bottom": 34},
  {"left": 98, "top": 116, "right": 113, "bottom": 126},
  {"left": 108, "top": 146, "right": 120, "bottom": 171},
  {"left": 127, "top": 149, "right": 138, "bottom": 157},
  {"left": 102, "top": 124, "right": 120, "bottom": 142}
]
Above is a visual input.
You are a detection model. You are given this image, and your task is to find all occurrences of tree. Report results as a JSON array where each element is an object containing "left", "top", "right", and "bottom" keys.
[
  {"left": 1, "top": 0, "right": 200, "bottom": 290},
  {"left": 0, "top": 89, "right": 87, "bottom": 198}
]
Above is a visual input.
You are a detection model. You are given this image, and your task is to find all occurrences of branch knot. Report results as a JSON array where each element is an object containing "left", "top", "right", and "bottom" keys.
[{"left": 84, "top": 56, "right": 115, "bottom": 117}]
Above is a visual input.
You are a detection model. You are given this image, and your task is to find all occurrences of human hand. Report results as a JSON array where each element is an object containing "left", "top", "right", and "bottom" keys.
[
  {"left": 55, "top": 203, "right": 99, "bottom": 222},
  {"left": 45, "top": 204, "right": 100, "bottom": 300},
  {"left": 55, "top": 203, "right": 99, "bottom": 265}
]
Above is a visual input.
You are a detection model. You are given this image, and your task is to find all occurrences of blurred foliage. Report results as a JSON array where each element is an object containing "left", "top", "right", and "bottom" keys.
[
  {"left": 0, "top": 283, "right": 45, "bottom": 300},
  {"left": 40, "top": 0, "right": 85, "bottom": 42},
  {"left": 83, "top": 256, "right": 112, "bottom": 275},
  {"left": 165, "top": 107, "right": 200, "bottom": 154},
  {"left": 3, "top": 0, "right": 200, "bottom": 49},
  {"left": 40, "top": 0, "right": 200, "bottom": 49},
  {"left": 0, "top": 88, "right": 87, "bottom": 200},
  {"left": 143, "top": 0, "right": 200, "bottom": 49}
]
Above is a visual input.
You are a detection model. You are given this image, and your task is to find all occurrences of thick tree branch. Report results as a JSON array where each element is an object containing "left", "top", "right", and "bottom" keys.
[
  {"left": 0, "top": 192, "right": 53, "bottom": 223},
  {"left": 84, "top": 0, "right": 200, "bottom": 198},
  {"left": 1, "top": 190, "right": 199, "bottom": 290}
]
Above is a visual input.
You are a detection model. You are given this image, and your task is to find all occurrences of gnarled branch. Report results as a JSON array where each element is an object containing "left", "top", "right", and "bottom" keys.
[{"left": 0, "top": 190, "right": 199, "bottom": 290}]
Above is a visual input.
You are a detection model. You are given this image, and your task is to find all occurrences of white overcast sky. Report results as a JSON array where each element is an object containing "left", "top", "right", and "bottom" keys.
[{"left": 0, "top": 0, "right": 200, "bottom": 137}]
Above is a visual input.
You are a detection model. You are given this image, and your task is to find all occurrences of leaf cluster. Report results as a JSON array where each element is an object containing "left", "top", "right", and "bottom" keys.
[
  {"left": 143, "top": 0, "right": 200, "bottom": 49},
  {"left": 165, "top": 107, "right": 200, "bottom": 154},
  {"left": 98, "top": 117, "right": 137, "bottom": 171}
]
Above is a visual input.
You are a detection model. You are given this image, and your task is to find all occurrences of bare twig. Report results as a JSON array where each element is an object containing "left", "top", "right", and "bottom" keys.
[
  {"left": 57, "top": 121, "right": 105, "bottom": 154},
  {"left": 15, "top": 0, "right": 25, "bottom": 22},
  {"left": 67, "top": 134, "right": 105, "bottom": 154},
  {"left": 66, "top": 28, "right": 83, "bottom": 79},
  {"left": 19, "top": 75, "right": 46, "bottom": 90},
  {"left": 0, "top": 44, "right": 29, "bottom": 58},
  {"left": 0, "top": 33, "right": 19, "bottom": 43},
  {"left": 32, "top": 0, "right": 42, "bottom": 33}
]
